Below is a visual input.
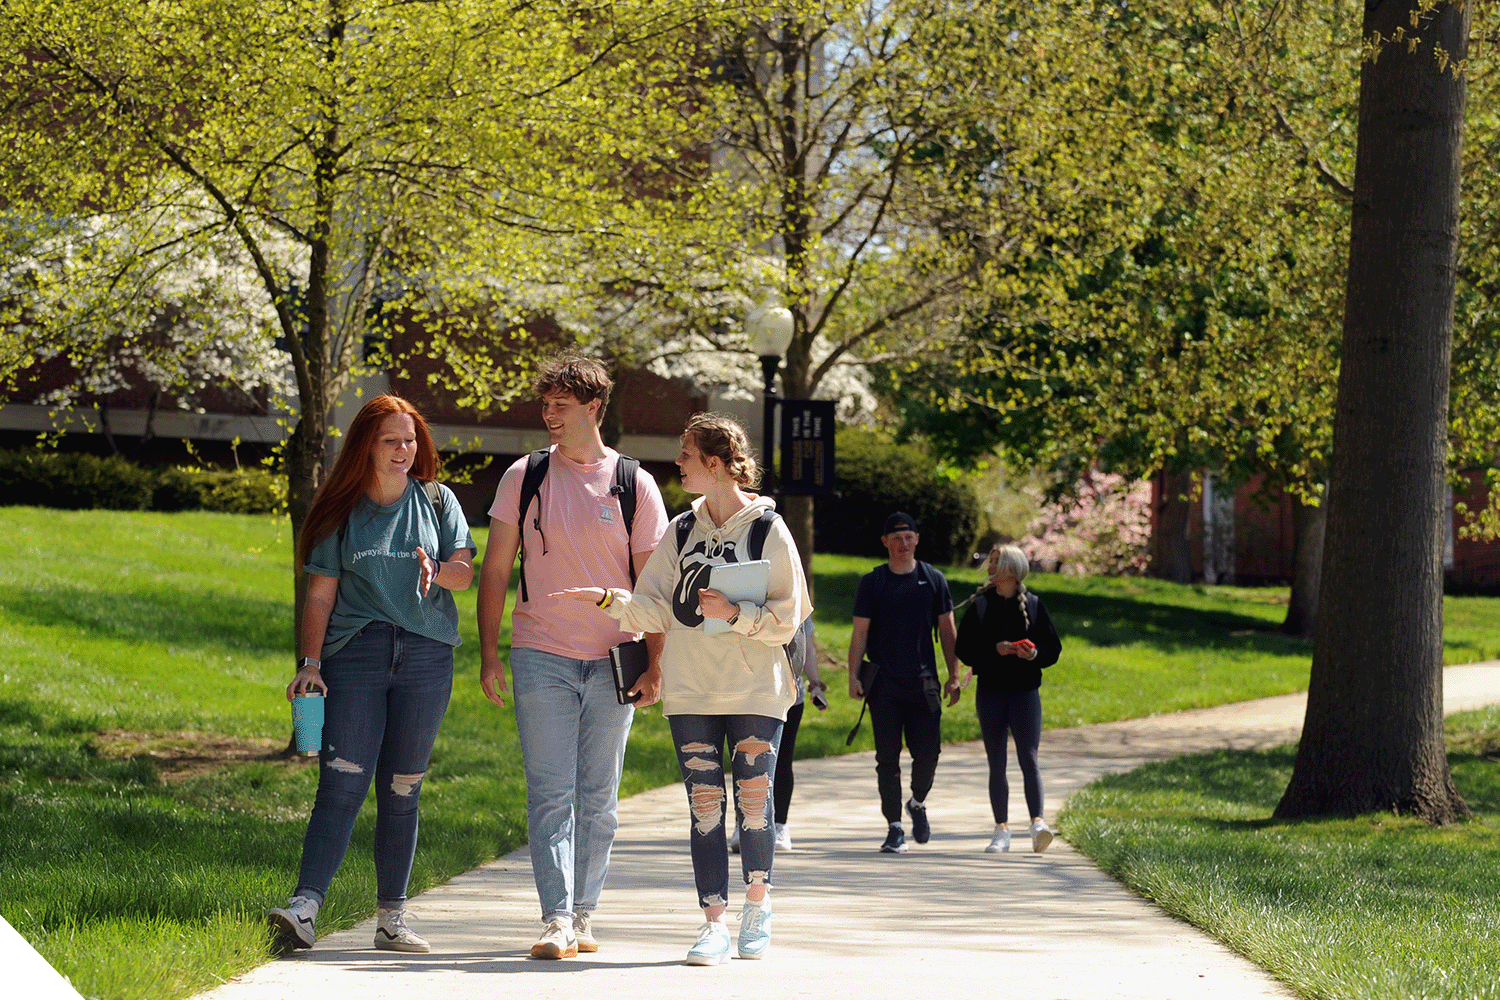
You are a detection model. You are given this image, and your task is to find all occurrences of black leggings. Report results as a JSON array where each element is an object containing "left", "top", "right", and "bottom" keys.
[
  {"left": 773, "top": 700, "right": 805, "bottom": 824},
  {"left": 976, "top": 686, "right": 1043, "bottom": 824}
]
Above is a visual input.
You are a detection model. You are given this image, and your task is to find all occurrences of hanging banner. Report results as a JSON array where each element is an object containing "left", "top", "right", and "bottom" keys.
[{"left": 779, "top": 399, "right": 837, "bottom": 496}]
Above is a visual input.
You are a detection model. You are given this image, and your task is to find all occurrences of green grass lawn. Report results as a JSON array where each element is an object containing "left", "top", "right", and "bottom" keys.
[
  {"left": 4, "top": 509, "right": 1500, "bottom": 999},
  {"left": 1060, "top": 706, "right": 1500, "bottom": 999}
]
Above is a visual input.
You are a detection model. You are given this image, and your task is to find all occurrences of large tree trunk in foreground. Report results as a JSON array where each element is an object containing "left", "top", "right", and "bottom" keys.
[
  {"left": 1280, "top": 490, "right": 1326, "bottom": 639},
  {"left": 1154, "top": 472, "right": 1194, "bottom": 583},
  {"left": 1276, "top": 0, "right": 1470, "bottom": 823},
  {"left": 286, "top": 399, "right": 328, "bottom": 648}
]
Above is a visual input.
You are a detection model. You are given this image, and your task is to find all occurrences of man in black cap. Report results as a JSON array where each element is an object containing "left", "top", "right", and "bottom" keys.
[{"left": 847, "top": 512, "right": 962, "bottom": 853}]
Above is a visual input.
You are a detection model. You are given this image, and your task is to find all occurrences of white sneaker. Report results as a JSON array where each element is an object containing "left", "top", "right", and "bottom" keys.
[
  {"left": 267, "top": 895, "right": 319, "bottom": 950},
  {"left": 728, "top": 825, "right": 742, "bottom": 854},
  {"left": 530, "top": 915, "right": 578, "bottom": 959},
  {"left": 984, "top": 826, "right": 1011, "bottom": 853},
  {"left": 573, "top": 909, "right": 598, "bottom": 953},
  {"left": 774, "top": 822, "right": 792, "bottom": 851},
  {"left": 374, "top": 907, "right": 430, "bottom": 953},
  {"left": 1030, "top": 819, "right": 1054, "bottom": 853}
]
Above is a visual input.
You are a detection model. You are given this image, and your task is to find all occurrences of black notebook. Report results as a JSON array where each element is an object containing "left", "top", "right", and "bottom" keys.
[{"left": 609, "top": 638, "right": 649, "bottom": 705}]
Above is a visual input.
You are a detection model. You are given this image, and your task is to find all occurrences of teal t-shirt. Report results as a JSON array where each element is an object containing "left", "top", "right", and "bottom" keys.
[{"left": 304, "top": 479, "right": 476, "bottom": 659}]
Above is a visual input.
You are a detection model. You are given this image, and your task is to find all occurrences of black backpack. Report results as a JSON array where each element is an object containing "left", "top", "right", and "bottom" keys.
[
  {"left": 517, "top": 448, "right": 639, "bottom": 602},
  {"left": 672, "top": 507, "right": 811, "bottom": 669}
]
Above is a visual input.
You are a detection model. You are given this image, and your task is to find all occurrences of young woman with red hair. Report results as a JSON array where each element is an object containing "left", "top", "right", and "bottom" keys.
[{"left": 268, "top": 394, "right": 475, "bottom": 954}]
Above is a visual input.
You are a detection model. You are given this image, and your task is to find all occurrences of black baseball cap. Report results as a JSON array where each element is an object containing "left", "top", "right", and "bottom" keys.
[{"left": 882, "top": 511, "right": 918, "bottom": 535}]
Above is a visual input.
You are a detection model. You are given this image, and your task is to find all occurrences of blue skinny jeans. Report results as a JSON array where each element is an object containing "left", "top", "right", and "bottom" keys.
[
  {"left": 669, "top": 713, "right": 784, "bottom": 910},
  {"left": 294, "top": 622, "right": 453, "bottom": 907}
]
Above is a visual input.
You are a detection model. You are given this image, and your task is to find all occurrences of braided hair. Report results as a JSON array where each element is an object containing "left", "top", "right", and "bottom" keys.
[{"left": 988, "top": 544, "right": 1032, "bottom": 631}]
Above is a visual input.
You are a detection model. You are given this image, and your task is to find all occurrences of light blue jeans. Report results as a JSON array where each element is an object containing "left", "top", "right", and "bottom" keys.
[{"left": 511, "top": 646, "right": 635, "bottom": 921}]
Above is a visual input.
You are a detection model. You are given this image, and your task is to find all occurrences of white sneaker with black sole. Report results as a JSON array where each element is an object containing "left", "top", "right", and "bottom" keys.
[
  {"left": 374, "top": 906, "right": 430, "bottom": 952},
  {"left": 267, "top": 895, "right": 319, "bottom": 951}
]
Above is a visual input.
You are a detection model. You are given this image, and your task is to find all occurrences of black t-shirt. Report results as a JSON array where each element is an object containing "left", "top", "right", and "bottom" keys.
[{"left": 853, "top": 562, "right": 954, "bottom": 679}]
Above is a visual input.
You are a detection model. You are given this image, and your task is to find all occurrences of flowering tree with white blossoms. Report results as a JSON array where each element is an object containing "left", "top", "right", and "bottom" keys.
[{"left": 4, "top": 205, "right": 295, "bottom": 434}]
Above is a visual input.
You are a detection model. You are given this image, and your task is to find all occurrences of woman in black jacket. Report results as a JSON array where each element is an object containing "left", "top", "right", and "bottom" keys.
[{"left": 955, "top": 544, "right": 1062, "bottom": 853}]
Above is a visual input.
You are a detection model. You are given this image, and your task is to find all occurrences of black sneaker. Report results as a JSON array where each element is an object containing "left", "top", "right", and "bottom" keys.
[
  {"left": 879, "top": 825, "right": 908, "bottom": 853},
  {"left": 906, "top": 799, "right": 930, "bottom": 844}
]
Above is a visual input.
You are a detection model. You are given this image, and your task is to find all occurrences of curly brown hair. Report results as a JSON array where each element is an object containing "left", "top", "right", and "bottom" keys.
[
  {"left": 533, "top": 353, "right": 612, "bottom": 424},
  {"left": 684, "top": 412, "right": 760, "bottom": 488}
]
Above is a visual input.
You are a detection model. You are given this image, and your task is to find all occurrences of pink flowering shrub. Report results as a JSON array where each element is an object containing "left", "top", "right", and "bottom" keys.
[{"left": 1018, "top": 472, "right": 1152, "bottom": 576}]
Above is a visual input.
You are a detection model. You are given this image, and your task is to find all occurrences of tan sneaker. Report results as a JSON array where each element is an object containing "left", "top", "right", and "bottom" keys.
[
  {"left": 530, "top": 915, "right": 578, "bottom": 959},
  {"left": 572, "top": 910, "right": 598, "bottom": 953}
]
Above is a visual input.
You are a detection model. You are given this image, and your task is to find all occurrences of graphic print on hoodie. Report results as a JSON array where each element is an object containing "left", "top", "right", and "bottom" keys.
[{"left": 672, "top": 534, "right": 747, "bottom": 628}]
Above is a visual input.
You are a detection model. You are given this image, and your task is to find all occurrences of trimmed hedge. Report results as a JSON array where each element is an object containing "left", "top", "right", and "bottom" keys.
[
  {"left": 814, "top": 427, "right": 981, "bottom": 565},
  {"left": 0, "top": 450, "right": 283, "bottom": 514}
]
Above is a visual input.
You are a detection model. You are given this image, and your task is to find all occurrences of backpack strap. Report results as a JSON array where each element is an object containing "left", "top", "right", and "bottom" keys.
[
  {"left": 747, "top": 508, "right": 778, "bottom": 560},
  {"left": 673, "top": 509, "right": 695, "bottom": 553},
  {"left": 516, "top": 448, "right": 551, "bottom": 603},
  {"left": 610, "top": 455, "right": 640, "bottom": 586},
  {"left": 916, "top": 560, "right": 944, "bottom": 642}
]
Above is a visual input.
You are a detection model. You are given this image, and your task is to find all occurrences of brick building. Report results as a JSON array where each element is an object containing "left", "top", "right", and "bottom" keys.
[{"left": 1149, "top": 472, "right": 1500, "bottom": 592}]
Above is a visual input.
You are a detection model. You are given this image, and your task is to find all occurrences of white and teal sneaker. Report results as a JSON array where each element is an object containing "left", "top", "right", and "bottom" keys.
[
  {"left": 737, "top": 899, "right": 772, "bottom": 959},
  {"left": 685, "top": 920, "right": 732, "bottom": 966}
]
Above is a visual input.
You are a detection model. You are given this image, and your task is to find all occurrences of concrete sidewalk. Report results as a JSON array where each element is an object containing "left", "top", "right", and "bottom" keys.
[{"left": 194, "top": 663, "right": 1500, "bottom": 1000}]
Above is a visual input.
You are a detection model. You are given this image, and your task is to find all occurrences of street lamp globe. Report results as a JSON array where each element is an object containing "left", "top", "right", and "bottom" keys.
[
  {"left": 746, "top": 302, "right": 794, "bottom": 497},
  {"left": 746, "top": 303, "right": 795, "bottom": 365}
]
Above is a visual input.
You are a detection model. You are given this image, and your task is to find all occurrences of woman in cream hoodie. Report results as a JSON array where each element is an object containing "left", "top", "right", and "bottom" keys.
[{"left": 552, "top": 412, "right": 811, "bottom": 966}]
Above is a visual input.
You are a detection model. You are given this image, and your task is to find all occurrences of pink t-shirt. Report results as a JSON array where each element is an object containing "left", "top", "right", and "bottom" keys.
[{"left": 489, "top": 447, "right": 669, "bottom": 660}]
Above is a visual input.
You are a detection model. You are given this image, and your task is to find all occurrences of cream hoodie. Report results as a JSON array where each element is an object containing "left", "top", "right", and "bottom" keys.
[{"left": 603, "top": 494, "right": 812, "bottom": 720}]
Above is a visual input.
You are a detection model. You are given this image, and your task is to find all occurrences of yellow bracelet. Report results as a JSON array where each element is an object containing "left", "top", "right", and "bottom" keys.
[{"left": 597, "top": 589, "right": 614, "bottom": 609}]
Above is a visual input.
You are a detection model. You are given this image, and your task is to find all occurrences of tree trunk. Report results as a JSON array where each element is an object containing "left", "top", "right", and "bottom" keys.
[
  {"left": 782, "top": 493, "right": 816, "bottom": 602},
  {"left": 1275, "top": 0, "right": 1470, "bottom": 823},
  {"left": 1154, "top": 471, "right": 1194, "bottom": 583},
  {"left": 285, "top": 392, "right": 327, "bottom": 648},
  {"left": 1280, "top": 490, "right": 1325, "bottom": 639}
]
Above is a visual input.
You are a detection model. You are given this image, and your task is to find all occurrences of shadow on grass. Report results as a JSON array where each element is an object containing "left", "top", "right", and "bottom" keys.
[
  {"left": 1033, "top": 591, "right": 1304, "bottom": 653},
  {"left": 4, "top": 583, "right": 291, "bottom": 654},
  {"left": 1086, "top": 746, "right": 1298, "bottom": 812},
  {"left": 816, "top": 566, "right": 1307, "bottom": 658}
]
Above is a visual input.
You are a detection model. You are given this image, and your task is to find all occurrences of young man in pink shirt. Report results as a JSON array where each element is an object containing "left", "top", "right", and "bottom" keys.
[{"left": 477, "top": 355, "right": 669, "bottom": 959}]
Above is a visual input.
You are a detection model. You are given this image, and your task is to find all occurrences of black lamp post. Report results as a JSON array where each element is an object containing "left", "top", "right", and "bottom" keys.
[{"left": 746, "top": 302, "right": 795, "bottom": 497}]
